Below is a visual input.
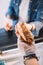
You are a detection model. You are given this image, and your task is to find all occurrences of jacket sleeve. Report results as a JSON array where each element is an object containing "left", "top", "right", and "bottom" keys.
[
  {"left": 29, "top": 0, "right": 43, "bottom": 22},
  {"left": 6, "top": 0, "right": 18, "bottom": 20}
]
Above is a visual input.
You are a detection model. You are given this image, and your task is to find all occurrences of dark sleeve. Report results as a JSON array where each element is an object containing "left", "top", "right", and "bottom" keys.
[
  {"left": 28, "top": 0, "right": 43, "bottom": 22},
  {"left": 6, "top": 0, "right": 18, "bottom": 20}
]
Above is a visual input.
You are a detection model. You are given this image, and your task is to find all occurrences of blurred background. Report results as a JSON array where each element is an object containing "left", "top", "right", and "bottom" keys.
[{"left": 0, "top": 0, "right": 43, "bottom": 65}]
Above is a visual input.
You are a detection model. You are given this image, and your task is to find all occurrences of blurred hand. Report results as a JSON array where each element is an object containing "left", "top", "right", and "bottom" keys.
[
  {"left": 15, "top": 22, "right": 34, "bottom": 44},
  {"left": 4, "top": 19, "right": 13, "bottom": 31},
  {"left": 15, "top": 22, "right": 35, "bottom": 54}
]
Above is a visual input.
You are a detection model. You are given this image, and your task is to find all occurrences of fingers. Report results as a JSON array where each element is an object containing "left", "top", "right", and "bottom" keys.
[
  {"left": 15, "top": 23, "right": 27, "bottom": 41},
  {"left": 4, "top": 22, "right": 13, "bottom": 31},
  {"left": 15, "top": 22, "right": 34, "bottom": 43},
  {"left": 30, "top": 24, "right": 35, "bottom": 30}
]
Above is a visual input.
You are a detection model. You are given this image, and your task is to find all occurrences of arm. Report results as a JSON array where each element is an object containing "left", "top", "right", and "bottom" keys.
[
  {"left": 30, "top": 21, "right": 43, "bottom": 36},
  {"left": 6, "top": 0, "right": 18, "bottom": 20}
]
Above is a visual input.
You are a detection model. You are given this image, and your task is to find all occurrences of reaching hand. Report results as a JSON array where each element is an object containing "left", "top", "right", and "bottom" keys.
[
  {"left": 15, "top": 22, "right": 34, "bottom": 44},
  {"left": 4, "top": 20, "right": 13, "bottom": 31}
]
